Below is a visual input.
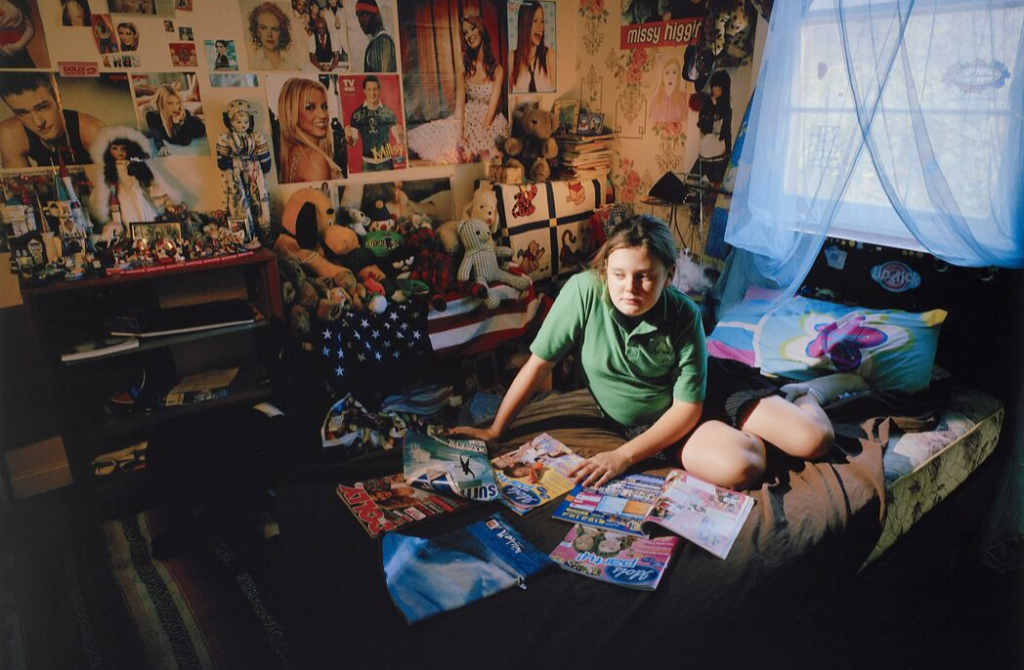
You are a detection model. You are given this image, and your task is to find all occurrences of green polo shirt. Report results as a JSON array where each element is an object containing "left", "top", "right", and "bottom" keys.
[{"left": 531, "top": 270, "right": 706, "bottom": 427}]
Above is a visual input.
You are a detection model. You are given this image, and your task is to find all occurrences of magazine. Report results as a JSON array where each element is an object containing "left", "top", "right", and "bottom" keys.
[
  {"left": 381, "top": 514, "right": 552, "bottom": 624},
  {"left": 551, "top": 473, "right": 666, "bottom": 536},
  {"left": 641, "top": 470, "right": 755, "bottom": 560},
  {"left": 336, "top": 473, "right": 468, "bottom": 538},
  {"left": 492, "top": 433, "right": 584, "bottom": 515},
  {"left": 60, "top": 335, "right": 139, "bottom": 362},
  {"left": 403, "top": 431, "right": 500, "bottom": 502},
  {"left": 549, "top": 524, "right": 680, "bottom": 590},
  {"left": 553, "top": 470, "right": 755, "bottom": 559},
  {"left": 159, "top": 367, "right": 238, "bottom": 406}
]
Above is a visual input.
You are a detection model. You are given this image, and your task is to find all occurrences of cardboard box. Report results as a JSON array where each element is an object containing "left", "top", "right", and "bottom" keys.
[{"left": 6, "top": 436, "right": 73, "bottom": 499}]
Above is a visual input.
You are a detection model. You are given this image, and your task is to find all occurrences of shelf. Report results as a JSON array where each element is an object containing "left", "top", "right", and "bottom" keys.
[
  {"left": 61, "top": 318, "right": 269, "bottom": 366},
  {"left": 19, "top": 249, "right": 273, "bottom": 297},
  {"left": 77, "top": 363, "right": 273, "bottom": 447}
]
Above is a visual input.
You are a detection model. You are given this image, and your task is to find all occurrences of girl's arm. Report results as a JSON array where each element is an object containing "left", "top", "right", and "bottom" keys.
[
  {"left": 570, "top": 398, "right": 703, "bottom": 487},
  {"left": 293, "top": 150, "right": 331, "bottom": 183},
  {"left": 450, "top": 354, "right": 556, "bottom": 444},
  {"left": 482, "top": 63, "right": 504, "bottom": 129}
]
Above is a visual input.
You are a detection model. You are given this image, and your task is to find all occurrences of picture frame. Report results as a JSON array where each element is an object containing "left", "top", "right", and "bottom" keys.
[
  {"left": 552, "top": 99, "right": 579, "bottom": 135},
  {"left": 227, "top": 217, "right": 254, "bottom": 244},
  {"left": 129, "top": 221, "right": 183, "bottom": 246},
  {"left": 587, "top": 112, "right": 605, "bottom": 134},
  {"left": 575, "top": 112, "right": 593, "bottom": 135}
]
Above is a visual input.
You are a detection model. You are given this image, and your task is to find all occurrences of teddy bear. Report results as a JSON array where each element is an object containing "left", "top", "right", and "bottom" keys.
[
  {"left": 436, "top": 182, "right": 498, "bottom": 257},
  {"left": 456, "top": 217, "right": 532, "bottom": 309},
  {"left": 497, "top": 103, "right": 559, "bottom": 182}
]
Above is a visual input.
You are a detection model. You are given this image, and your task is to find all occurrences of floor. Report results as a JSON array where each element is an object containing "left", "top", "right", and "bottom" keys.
[{"left": 1, "top": 472, "right": 1021, "bottom": 670}]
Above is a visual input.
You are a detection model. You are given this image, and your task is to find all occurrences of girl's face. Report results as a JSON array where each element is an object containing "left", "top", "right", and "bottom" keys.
[
  {"left": 118, "top": 26, "right": 136, "bottom": 45},
  {"left": 163, "top": 94, "right": 183, "bottom": 121},
  {"left": 663, "top": 63, "right": 679, "bottom": 93},
  {"left": 94, "top": 21, "right": 110, "bottom": 39},
  {"left": 462, "top": 20, "right": 481, "bottom": 50},
  {"left": 257, "top": 11, "right": 282, "bottom": 50},
  {"left": 711, "top": 84, "right": 723, "bottom": 100},
  {"left": 605, "top": 246, "right": 673, "bottom": 318},
  {"left": 530, "top": 7, "right": 544, "bottom": 46},
  {"left": 65, "top": 1, "right": 86, "bottom": 25},
  {"left": 298, "top": 87, "right": 329, "bottom": 139},
  {"left": 110, "top": 143, "right": 128, "bottom": 160}
]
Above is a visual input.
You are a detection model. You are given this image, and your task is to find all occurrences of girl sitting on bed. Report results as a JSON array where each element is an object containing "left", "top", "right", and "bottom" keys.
[{"left": 452, "top": 214, "right": 867, "bottom": 490}]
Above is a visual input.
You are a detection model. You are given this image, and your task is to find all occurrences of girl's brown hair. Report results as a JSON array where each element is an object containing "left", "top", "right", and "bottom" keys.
[{"left": 589, "top": 214, "right": 677, "bottom": 278}]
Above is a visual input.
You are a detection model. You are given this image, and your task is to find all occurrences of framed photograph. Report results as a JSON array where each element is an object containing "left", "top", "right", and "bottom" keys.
[
  {"left": 588, "top": 112, "right": 605, "bottom": 134},
  {"left": 552, "top": 100, "right": 579, "bottom": 135},
  {"left": 129, "top": 221, "right": 182, "bottom": 245},
  {"left": 227, "top": 217, "right": 254, "bottom": 244},
  {"left": 576, "top": 112, "right": 593, "bottom": 135}
]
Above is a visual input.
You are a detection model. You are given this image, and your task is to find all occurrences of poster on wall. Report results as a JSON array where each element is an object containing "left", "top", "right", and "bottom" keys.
[
  {"left": 339, "top": 177, "right": 454, "bottom": 221},
  {"left": 338, "top": 73, "right": 405, "bottom": 174},
  {"left": 399, "top": 0, "right": 508, "bottom": 165},
  {"left": 240, "top": 0, "right": 305, "bottom": 70},
  {"left": 1, "top": 0, "right": 51, "bottom": 68},
  {"left": 265, "top": 73, "right": 347, "bottom": 184},
  {"left": 116, "top": 20, "right": 140, "bottom": 51},
  {"left": 60, "top": 0, "right": 92, "bottom": 27},
  {"left": 91, "top": 14, "right": 119, "bottom": 54},
  {"left": 107, "top": 0, "right": 175, "bottom": 18},
  {"left": 130, "top": 72, "right": 209, "bottom": 156},
  {"left": 0, "top": 72, "right": 110, "bottom": 168},
  {"left": 204, "top": 39, "right": 239, "bottom": 71},
  {"left": 507, "top": 0, "right": 555, "bottom": 93},
  {"left": 620, "top": 0, "right": 705, "bottom": 50}
]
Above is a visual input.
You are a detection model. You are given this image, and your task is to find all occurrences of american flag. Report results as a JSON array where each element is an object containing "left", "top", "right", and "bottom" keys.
[{"left": 318, "top": 302, "right": 433, "bottom": 398}]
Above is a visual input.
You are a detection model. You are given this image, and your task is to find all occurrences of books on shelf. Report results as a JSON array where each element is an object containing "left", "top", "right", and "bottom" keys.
[
  {"left": 337, "top": 473, "right": 468, "bottom": 538},
  {"left": 403, "top": 430, "right": 501, "bottom": 502},
  {"left": 492, "top": 433, "right": 584, "bottom": 515},
  {"left": 104, "top": 299, "right": 258, "bottom": 338},
  {"left": 549, "top": 524, "right": 680, "bottom": 590},
  {"left": 553, "top": 469, "right": 755, "bottom": 560},
  {"left": 381, "top": 514, "right": 552, "bottom": 623},
  {"left": 60, "top": 335, "right": 139, "bottom": 362}
]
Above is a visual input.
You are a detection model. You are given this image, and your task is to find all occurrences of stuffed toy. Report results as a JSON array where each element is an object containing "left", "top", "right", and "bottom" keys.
[
  {"left": 274, "top": 188, "right": 350, "bottom": 287},
  {"left": 456, "top": 217, "right": 532, "bottom": 309},
  {"left": 362, "top": 199, "right": 404, "bottom": 259},
  {"left": 437, "top": 182, "right": 498, "bottom": 256},
  {"left": 498, "top": 103, "right": 559, "bottom": 182},
  {"left": 406, "top": 226, "right": 454, "bottom": 312}
]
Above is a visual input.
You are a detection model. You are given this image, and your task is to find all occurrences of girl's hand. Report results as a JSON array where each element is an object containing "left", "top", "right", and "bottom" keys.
[{"left": 570, "top": 450, "right": 631, "bottom": 489}]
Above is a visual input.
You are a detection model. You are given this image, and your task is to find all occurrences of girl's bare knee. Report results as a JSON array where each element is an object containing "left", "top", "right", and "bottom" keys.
[
  {"left": 682, "top": 425, "right": 766, "bottom": 490},
  {"left": 790, "top": 418, "right": 835, "bottom": 460}
]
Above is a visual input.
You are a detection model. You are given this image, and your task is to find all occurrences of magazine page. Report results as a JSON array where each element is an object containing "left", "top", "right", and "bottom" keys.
[
  {"left": 381, "top": 514, "right": 552, "bottom": 624},
  {"left": 403, "top": 431, "right": 500, "bottom": 501},
  {"left": 336, "top": 473, "right": 468, "bottom": 538},
  {"left": 549, "top": 524, "right": 680, "bottom": 591},
  {"left": 551, "top": 473, "right": 666, "bottom": 537},
  {"left": 640, "top": 470, "right": 755, "bottom": 560},
  {"left": 492, "top": 433, "right": 584, "bottom": 515}
]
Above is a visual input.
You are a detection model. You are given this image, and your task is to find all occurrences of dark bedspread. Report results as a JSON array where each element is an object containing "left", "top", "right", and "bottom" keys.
[{"left": 274, "top": 389, "right": 927, "bottom": 669}]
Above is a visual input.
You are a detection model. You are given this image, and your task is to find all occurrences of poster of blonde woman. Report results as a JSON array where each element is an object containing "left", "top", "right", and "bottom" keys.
[
  {"left": 265, "top": 73, "right": 347, "bottom": 183},
  {"left": 130, "top": 72, "right": 209, "bottom": 156}
]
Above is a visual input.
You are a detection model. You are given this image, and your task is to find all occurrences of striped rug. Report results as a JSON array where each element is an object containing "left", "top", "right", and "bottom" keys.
[{"left": 99, "top": 510, "right": 294, "bottom": 670}]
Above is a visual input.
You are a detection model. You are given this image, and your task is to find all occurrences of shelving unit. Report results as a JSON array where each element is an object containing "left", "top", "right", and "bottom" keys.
[{"left": 18, "top": 249, "right": 284, "bottom": 494}]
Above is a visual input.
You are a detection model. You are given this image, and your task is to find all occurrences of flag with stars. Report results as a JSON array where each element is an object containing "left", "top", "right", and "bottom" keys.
[{"left": 319, "top": 303, "right": 433, "bottom": 398}]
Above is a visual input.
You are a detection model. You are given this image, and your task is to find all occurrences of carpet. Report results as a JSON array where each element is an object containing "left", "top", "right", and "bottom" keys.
[{"left": 5, "top": 492, "right": 296, "bottom": 670}]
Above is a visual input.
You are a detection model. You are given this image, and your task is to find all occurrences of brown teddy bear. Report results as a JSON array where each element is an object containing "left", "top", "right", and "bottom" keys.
[{"left": 497, "top": 103, "right": 559, "bottom": 182}]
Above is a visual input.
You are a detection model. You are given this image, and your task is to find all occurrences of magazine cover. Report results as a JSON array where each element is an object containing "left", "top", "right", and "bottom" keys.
[
  {"left": 336, "top": 473, "right": 468, "bottom": 538},
  {"left": 551, "top": 473, "right": 666, "bottom": 536},
  {"left": 549, "top": 524, "right": 680, "bottom": 590},
  {"left": 492, "top": 433, "right": 584, "bottom": 515},
  {"left": 382, "top": 514, "right": 552, "bottom": 623},
  {"left": 403, "top": 431, "right": 500, "bottom": 501},
  {"left": 641, "top": 470, "right": 755, "bottom": 560}
]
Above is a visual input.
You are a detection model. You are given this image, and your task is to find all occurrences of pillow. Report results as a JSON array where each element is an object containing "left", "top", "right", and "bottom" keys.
[{"left": 709, "top": 295, "right": 947, "bottom": 394}]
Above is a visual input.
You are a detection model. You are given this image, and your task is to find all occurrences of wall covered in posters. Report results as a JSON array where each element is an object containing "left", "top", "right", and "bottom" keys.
[{"left": 0, "top": 0, "right": 580, "bottom": 253}]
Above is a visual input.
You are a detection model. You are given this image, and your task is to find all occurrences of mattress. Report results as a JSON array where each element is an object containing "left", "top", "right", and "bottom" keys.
[{"left": 865, "top": 387, "right": 1004, "bottom": 565}]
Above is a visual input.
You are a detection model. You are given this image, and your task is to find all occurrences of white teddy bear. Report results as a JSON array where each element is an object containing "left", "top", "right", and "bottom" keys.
[{"left": 456, "top": 217, "right": 532, "bottom": 309}]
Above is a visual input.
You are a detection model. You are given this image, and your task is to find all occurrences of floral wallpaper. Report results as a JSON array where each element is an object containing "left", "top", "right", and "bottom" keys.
[{"left": 574, "top": 0, "right": 760, "bottom": 257}]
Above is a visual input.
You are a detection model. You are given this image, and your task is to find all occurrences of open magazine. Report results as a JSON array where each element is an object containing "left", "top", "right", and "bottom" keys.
[
  {"left": 382, "top": 514, "right": 552, "bottom": 624},
  {"left": 403, "top": 431, "right": 500, "bottom": 501},
  {"left": 640, "top": 469, "right": 755, "bottom": 559},
  {"left": 492, "top": 433, "right": 584, "bottom": 515},
  {"left": 551, "top": 473, "right": 666, "bottom": 536},
  {"left": 549, "top": 524, "right": 679, "bottom": 590},
  {"left": 336, "top": 473, "right": 468, "bottom": 538},
  {"left": 553, "top": 470, "right": 755, "bottom": 559}
]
